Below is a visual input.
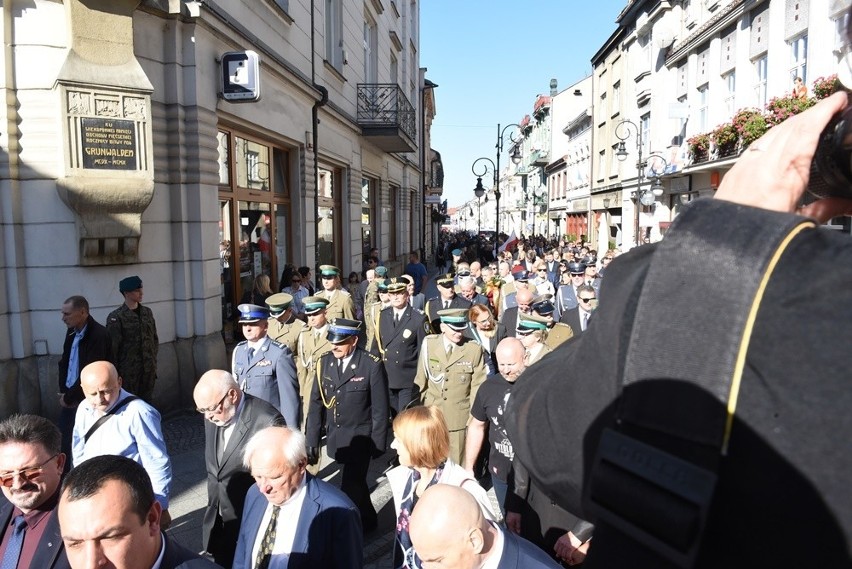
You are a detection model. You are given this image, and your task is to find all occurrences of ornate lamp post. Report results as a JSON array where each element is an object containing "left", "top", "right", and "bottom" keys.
[
  {"left": 615, "top": 119, "right": 667, "bottom": 247},
  {"left": 471, "top": 123, "right": 523, "bottom": 252}
]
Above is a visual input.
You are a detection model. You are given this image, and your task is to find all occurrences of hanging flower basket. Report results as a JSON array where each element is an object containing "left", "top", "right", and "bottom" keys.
[
  {"left": 687, "top": 133, "right": 711, "bottom": 162},
  {"left": 812, "top": 74, "right": 841, "bottom": 100},
  {"left": 711, "top": 122, "right": 739, "bottom": 157}
]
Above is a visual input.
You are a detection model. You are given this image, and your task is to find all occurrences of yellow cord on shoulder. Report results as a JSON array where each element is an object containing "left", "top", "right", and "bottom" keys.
[
  {"left": 316, "top": 359, "right": 336, "bottom": 409},
  {"left": 723, "top": 220, "right": 814, "bottom": 454},
  {"left": 375, "top": 305, "right": 386, "bottom": 356}
]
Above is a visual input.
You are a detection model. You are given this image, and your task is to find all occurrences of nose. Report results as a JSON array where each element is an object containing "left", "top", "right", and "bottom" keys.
[{"left": 80, "top": 541, "right": 107, "bottom": 569}]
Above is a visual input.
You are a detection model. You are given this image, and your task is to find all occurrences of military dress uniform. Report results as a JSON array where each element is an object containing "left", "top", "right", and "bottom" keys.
[
  {"left": 305, "top": 319, "right": 389, "bottom": 532},
  {"left": 424, "top": 273, "right": 472, "bottom": 333},
  {"left": 516, "top": 312, "right": 554, "bottom": 367},
  {"left": 414, "top": 309, "right": 487, "bottom": 465},
  {"left": 107, "top": 275, "right": 159, "bottom": 401},
  {"left": 532, "top": 294, "right": 575, "bottom": 350},
  {"left": 362, "top": 278, "right": 391, "bottom": 354},
  {"left": 265, "top": 293, "right": 306, "bottom": 356},
  {"left": 296, "top": 297, "right": 333, "bottom": 428},
  {"left": 316, "top": 265, "right": 356, "bottom": 321}
]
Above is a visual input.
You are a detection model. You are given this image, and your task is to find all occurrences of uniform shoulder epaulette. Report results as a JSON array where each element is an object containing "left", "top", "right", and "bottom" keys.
[
  {"left": 380, "top": 305, "right": 393, "bottom": 313},
  {"left": 270, "top": 340, "right": 286, "bottom": 348},
  {"left": 236, "top": 339, "right": 248, "bottom": 346},
  {"left": 366, "top": 352, "right": 381, "bottom": 363},
  {"left": 339, "top": 289, "right": 351, "bottom": 297},
  {"left": 425, "top": 333, "right": 441, "bottom": 340},
  {"left": 318, "top": 350, "right": 335, "bottom": 361},
  {"left": 426, "top": 296, "right": 439, "bottom": 302},
  {"left": 297, "top": 327, "right": 312, "bottom": 335}
]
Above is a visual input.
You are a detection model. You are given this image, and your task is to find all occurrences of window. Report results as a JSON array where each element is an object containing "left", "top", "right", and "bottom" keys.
[
  {"left": 600, "top": 92, "right": 608, "bottom": 120},
  {"left": 835, "top": 12, "right": 850, "bottom": 51},
  {"left": 638, "top": 31, "right": 652, "bottom": 72},
  {"left": 754, "top": 55, "right": 768, "bottom": 107},
  {"left": 362, "top": 178, "right": 377, "bottom": 257},
  {"left": 640, "top": 113, "right": 651, "bottom": 156},
  {"left": 697, "top": 85, "right": 708, "bottom": 132},
  {"left": 789, "top": 35, "right": 808, "bottom": 83},
  {"left": 217, "top": 131, "right": 230, "bottom": 185},
  {"left": 317, "top": 166, "right": 341, "bottom": 267},
  {"left": 325, "top": 0, "right": 343, "bottom": 70},
  {"left": 390, "top": 52, "right": 398, "bottom": 85},
  {"left": 363, "top": 17, "right": 378, "bottom": 82},
  {"left": 598, "top": 150, "right": 605, "bottom": 182},
  {"left": 612, "top": 81, "right": 621, "bottom": 116},
  {"left": 723, "top": 71, "right": 736, "bottom": 116}
]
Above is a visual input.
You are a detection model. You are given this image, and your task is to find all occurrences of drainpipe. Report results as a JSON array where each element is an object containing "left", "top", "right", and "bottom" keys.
[{"left": 310, "top": 0, "right": 328, "bottom": 280}]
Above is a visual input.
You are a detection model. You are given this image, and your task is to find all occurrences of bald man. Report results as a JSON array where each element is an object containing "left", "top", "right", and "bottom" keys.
[
  {"left": 71, "top": 361, "right": 172, "bottom": 527},
  {"left": 409, "top": 484, "right": 560, "bottom": 569},
  {"left": 498, "top": 288, "right": 534, "bottom": 339},
  {"left": 194, "top": 370, "right": 283, "bottom": 567}
]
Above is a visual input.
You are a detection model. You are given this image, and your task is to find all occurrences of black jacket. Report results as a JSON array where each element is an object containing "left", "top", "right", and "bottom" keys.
[
  {"left": 377, "top": 305, "right": 429, "bottom": 389},
  {"left": 58, "top": 315, "right": 113, "bottom": 405}
]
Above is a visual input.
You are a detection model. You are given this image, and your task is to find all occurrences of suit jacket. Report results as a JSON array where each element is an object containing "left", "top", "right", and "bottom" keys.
[
  {"left": 305, "top": 349, "right": 389, "bottom": 457},
  {"left": 0, "top": 495, "right": 70, "bottom": 569},
  {"left": 377, "top": 305, "right": 429, "bottom": 389},
  {"left": 162, "top": 533, "right": 223, "bottom": 568},
  {"left": 559, "top": 307, "right": 590, "bottom": 335},
  {"left": 497, "top": 306, "right": 520, "bottom": 338},
  {"left": 497, "top": 528, "right": 563, "bottom": 569},
  {"left": 424, "top": 295, "right": 472, "bottom": 333},
  {"left": 409, "top": 293, "right": 426, "bottom": 311},
  {"left": 232, "top": 337, "right": 300, "bottom": 427},
  {"left": 202, "top": 394, "right": 284, "bottom": 552},
  {"left": 58, "top": 315, "right": 113, "bottom": 405},
  {"left": 233, "top": 475, "right": 363, "bottom": 569}
]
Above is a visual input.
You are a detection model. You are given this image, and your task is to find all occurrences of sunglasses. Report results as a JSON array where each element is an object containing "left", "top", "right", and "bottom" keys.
[
  {"left": 0, "top": 454, "right": 59, "bottom": 487},
  {"left": 579, "top": 297, "right": 596, "bottom": 303},
  {"left": 196, "top": 391, "right": 230, "bottom": 414}
]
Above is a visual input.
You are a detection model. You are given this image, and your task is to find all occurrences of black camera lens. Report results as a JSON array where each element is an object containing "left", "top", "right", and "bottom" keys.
[{"left": 807, "top": 92, "right": 852, "bottom": 200}]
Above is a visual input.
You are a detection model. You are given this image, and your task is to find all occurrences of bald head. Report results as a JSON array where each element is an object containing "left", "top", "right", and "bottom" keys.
[
  {"left": 409, "top": 485, "right": 496, "bottom": 568},
  {"left": 80, "top": 361, "right": 119, "bottom": 391},
  {"left": 194, "top": 369, "right": 241, "bottom": 426},
  {"left": 80, "top": 361, "right": 122, "bottom": 415},
  {"left": 495, "top": 338, "right": 526, "bottom": 382},
  {"left": 516, "top": 288, "right": 534, "bottom": 313}
]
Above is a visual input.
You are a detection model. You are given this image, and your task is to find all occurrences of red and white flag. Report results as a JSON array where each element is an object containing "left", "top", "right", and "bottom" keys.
[{"left": 498, "top": 230, "right": 518, "bottom": 253}]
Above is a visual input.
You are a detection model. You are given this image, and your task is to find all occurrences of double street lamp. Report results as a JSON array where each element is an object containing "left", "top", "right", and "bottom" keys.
[
  {"left": 614, "top": 119, "right": 667, "bottom": 247},
  {"left": 472, "top": 123, "right": 523, "bottom": 250}
]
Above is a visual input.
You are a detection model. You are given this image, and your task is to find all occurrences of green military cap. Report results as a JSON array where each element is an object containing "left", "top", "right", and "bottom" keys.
[
  {"left": 436, "top": 273, "right": 455, "bottom": 288},
  {"left": 326, "top": 318, "right": 362, "bottom": 344},
  {"left": 516, "top": 311, "right": 550, "bottom": 334},
  {"left": 265, "top": 292, "right": 294, "bottom": 316},
  {"left": 376, "top": 278, "right": 391, "bottom": 293},
  {"left": 387, "top": 277, "right": 408, "bottom": 293},
  {"left": 375, "top": 266, "right": 389, "bottom": 277},
  {"left": 303, "top": 296, "right": 330, "bottom": 315},
  {"left": 319, "top": 265, "right": 340, "bottom": 277},
  {"left": 438, "top": 308, "right": 469, "bottom": 331}
]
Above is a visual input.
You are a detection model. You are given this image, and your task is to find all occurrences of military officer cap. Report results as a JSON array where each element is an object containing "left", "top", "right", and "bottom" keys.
[
  {"left": 119, "top": 275, "right": 143, "bottom": 293},
  {"left": 532, "top": 294, "right": 555, "bottom": 316},
  {"left": 238, "top": 303, "right": 270, "bottom": 323},
  {"left": 399, "top": 274, "right": 414, "bottom": 285},
  {"left": 516, "top": 312, "right": 550, "bottom": 335},
  {"left": 376, "top": 278, "right": 391, "bottom": 293},
  {"left": 514, "top": 270, "right": 530, "bottom": 283},
  {"left": 568, "top": 261, "right": 587, "bottom": 275},
  {"left": 583, "top": 255, "right": 597, "bottom": 267},
  {"left": 265, "top": 292, "right": 294, "bottom": 316},
  {"left": 303, "top": 296, "right": 330, "bottom": 315},
  {"left": 375, "top": 266, "right": 389, "bottom": 277},
  {"left": 438, "top": 308, "right": 469, "bottom": 331},
  {"left": 326, "top": 318, "right": 362, "bottom": 343},
  {"left": 319, "top": 265, "right": 340, "bottom": 277},
  {"left": 451, "top": 248, "right": 462, "bottom": 257},
  {"left": 387, "top": 277, "right": 408, "bottom": 293},
  {"left": 436, "top": 273, "right": 455, "bottom": 288}
]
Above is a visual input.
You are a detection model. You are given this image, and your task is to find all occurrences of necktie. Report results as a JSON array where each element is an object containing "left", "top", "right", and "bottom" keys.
[
  {"left": 248, "top": 347, "right": 255, "bottom": 361},
  {"left": 216, "top": 426, "right": 227, "bottom": 464},
  {"left": 446, "top": 343, "right": 454, "bottom": 356},
  {"left": 444, "top": 300, "right": 450, "bottom": 309},
  {"left": 0, "top": 515, "right": 26, "bottom": 569},
  {"left": 66, "top": 330, "right": 84, "bottom": 388},
  {"left": 254, "top": 505, "right": 281, "bottom": 569},
  {"left": 583, "top": 312, "right": 590, "bottom": 331},
  {"left": 394, "top": 313, "right": 400, "bottom": 326}
]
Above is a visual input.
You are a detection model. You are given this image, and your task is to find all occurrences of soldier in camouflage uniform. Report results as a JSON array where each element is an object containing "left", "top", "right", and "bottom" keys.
[
  {"left": 316, "top": 264, "right": 356, "bottom": 321},
  {"left": 296, "top": 296, "right": 333, "bottom": 431},
  {"left": 107, "top": 275, "right": 158, "bottom": 401},
  {"left": 265, "top": 292, "right": 305, "bottom": 357},
  {"left": 532, "top": 294, "right": 575, "bottom": 350},
  {"left": 414, "top": 308, "right": 487, "bottom": 465}
]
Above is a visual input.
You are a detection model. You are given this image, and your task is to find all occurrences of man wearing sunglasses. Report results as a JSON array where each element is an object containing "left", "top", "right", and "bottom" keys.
[
  {"left": 553, "top": 261, "right": 587, "bottom": 321},
  {"left": 0, "top": 414, "right": 70, "bottom": 569},
  {"left": 559, "top": 285, "right": 597, "bottom": 335},
  {"left": 193, "top": 370, "right": 283, "bottom": 567},
  {"left": 424, "top": 273, "right": 472, "bottom": 333}
]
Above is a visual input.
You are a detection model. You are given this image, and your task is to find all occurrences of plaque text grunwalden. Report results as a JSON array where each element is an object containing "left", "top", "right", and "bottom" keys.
[{"left": 80, "top": 117, "right": 138, "bottom": 170}]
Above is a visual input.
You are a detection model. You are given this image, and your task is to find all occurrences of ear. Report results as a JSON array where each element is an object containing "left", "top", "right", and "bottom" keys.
[
  {"left": 468, "top": 527, "right": 485, "bottom": 554},
  {"left": 147, "top": 500, "right": 163, "bottom": 535}
]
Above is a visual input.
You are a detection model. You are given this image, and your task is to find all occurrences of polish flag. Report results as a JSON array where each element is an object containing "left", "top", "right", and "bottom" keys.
[{"left": 498, "top": 230, "right": 519, "bottom": 253}]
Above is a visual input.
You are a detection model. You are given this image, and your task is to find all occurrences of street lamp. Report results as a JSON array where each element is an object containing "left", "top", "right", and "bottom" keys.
[
  {"left": 472, "top": 123, "right": 523, "bottom": 252},
  {"left": 615, "top": 119, "right": 667, "bottom": 247}
]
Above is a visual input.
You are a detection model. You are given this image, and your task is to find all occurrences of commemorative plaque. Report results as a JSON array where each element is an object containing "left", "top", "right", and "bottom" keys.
[{"left": 80, "top": 117, "right": 137, "bottom": 170}]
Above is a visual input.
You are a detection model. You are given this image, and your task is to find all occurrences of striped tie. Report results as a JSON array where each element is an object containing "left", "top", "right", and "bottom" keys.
[{"left": 254, "top": 505, "right": 281, "bottom": 569}]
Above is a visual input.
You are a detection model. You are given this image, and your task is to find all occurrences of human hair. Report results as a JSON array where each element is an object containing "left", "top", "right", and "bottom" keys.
[
  {"left": 348, "top": 271, "right": 360, "bottom": 283},
  {"left": 0, "top": 414, "right": 61, "bottom": 455},
  {"left": 577, "top": 284, "right": 596, "bottom": 297},
  {"left": 468, "top": 304, "right": 493, "bottom": 325},
  {"left": 61, "top": 455, "right": 155, "bottom": 523},
  {"left": 459, "top": 276, "right": 476, "bottom": 289},
  {"left": 243, "top": 426, "right": 307, "bottom": 469},
  {"left": 392, "top": 406, "right": 450, "bottom": 468},
  {"left": 254, "top": 274, "right": 273, "bottom": 295},
  {"left": 63, "top": 295, "right": 89, "bottom": 312},
  {"left": 409, "top": 250, "right": 420, "bottom": 262},
  {"left": 298, "top": 266, "right": 311, "bottom": 278}
]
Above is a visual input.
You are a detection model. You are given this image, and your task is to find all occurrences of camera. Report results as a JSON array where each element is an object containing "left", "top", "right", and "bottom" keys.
[{"left": 808, "top": 90, "right": 852, "bottom": 200}]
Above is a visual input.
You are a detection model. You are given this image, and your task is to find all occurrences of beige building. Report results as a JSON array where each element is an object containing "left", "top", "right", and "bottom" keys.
[{"left": 0, "top": 0, "right": 437, "bottom": 417}]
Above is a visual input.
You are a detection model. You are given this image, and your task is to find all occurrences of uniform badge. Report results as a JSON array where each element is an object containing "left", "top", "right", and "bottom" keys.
[
  {"left": 402, "top": 329, "right": 412, "bottom": 339},
  {"left": 256, "top": 359, "right": 272, "bottom": 367},
  {"left": 351, "top": 376, "right": 365, "bottom": 382}
]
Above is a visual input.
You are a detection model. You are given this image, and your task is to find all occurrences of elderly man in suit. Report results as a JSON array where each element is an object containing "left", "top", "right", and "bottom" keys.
[
  {"left": 305, "top": 319, "right": 389, "bottom": 532},
  {"left": 377, "top": 278, "right": 430, "bottom": 414},
  {"left": 0, "top": 414, "right": 70, "bottom": 569},
  {"left": 233, "top": 426, "right": 363, "bottom": 569},
  {"left": 497, "top": 287, "right": 534, "bottom": 339},
  {"left": 231, "top": 304, "right": 300, "bottom": 427},
  {"left": 409, "top": 485, "right": 561, "bottom": 569},
  {"left": 193, "top": 369, "right": 284, "bottom": 567}
]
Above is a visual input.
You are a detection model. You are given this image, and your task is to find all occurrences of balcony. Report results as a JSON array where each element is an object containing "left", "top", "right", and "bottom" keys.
[
  {"left": 530, "top": 149, "right": 550, "bottom": 166},
  {"left": 357, "top": 84, "right": 416, "bottom": 153}
]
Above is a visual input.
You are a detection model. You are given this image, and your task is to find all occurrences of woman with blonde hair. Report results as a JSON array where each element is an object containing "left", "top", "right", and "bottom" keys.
[
  {"left": 388, "top": 405, "right": 496, "bottom": 569},
  {"left": 239, "top": 273, "right": 274, "bottom": 305},
  {"left": 465, "top": 304, "right": 503, "bottom": 375}
]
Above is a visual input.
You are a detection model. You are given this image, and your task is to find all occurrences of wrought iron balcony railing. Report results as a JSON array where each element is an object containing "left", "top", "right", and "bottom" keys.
[{"left": 357, "top": 84, "right": 416, "bottom": 143}]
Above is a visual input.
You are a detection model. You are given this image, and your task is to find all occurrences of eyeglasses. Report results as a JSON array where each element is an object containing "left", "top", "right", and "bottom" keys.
[
  {"left": 196, "top": 391, "right": 230, "bottom": 414},
  {"left": 570, "top": 273, "right": 585, "bottom": 277},
  {"left": 475, "top": 318, "right": 492, "bottom": 325},
  {"left": 0, "top": 454, "right": 59, "bottom": 487},
  {"left": 538, "top": 269, "right": 547, "bottom": 273},
  {"left": 579, "top": 297, "right": 596, "bottom": 303}
]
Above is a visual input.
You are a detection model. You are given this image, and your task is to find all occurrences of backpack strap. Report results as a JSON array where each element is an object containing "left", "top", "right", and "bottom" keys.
[
  {"left": 84, "top": 395, "right": 138, "bottom": 443},
  {"left": 587, "top": 199, "right": 814, "bottom": 567}
]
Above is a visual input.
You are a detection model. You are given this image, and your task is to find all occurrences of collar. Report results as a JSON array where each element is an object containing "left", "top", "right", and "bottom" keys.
[
  {"left": 480, "top": 521, "right": 505, "bottom": 569},
  {"left": 150, "top": 532, "right": 166, "bottom": 569}
]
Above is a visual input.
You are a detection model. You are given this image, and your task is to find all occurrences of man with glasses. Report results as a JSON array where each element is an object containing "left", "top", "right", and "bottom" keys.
[
  {"left": 560, "top": 285, "right": 597, "bottom": 334},
  {"left": 316, "top": 265, "right": 356, "bottom": 321},
  {"left": 0, "top": 414, "right": 70, "bottom": 569},
  {"left": 554, "top": 261, "right": 587, "bottom": 321},
  {"left": 193, "top": 370, "right": 283, "bottom": 567},
  {"left": 281, "top": 273, "right": 309, "bottom": 317},
  {"left": 425, "top": 273, "right": 472, "bottom": 333}
]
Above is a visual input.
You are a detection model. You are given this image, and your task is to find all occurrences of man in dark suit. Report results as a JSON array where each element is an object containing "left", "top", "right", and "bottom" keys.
[
  {"left": 234, "top": 426, "right": 363, "bottom": 569},
  {"left": 410, "top": 484, "right": 561, "bottom": 568},
  {"left": 497, "top": 287, "right": 534, "bottom": 339},
  {"left": 559, "top": 284, "right": 596, "bottom": 335},
  {"left": 553, "top": 261, "right": 586, "bottom": 321},
  {"left": 58, "top": 295, "right": 113, "bottom": 469},
  {"left": 193, "top": 369, "right": 284, "bottom": 567},
  {"left": 424, "top": 273, "right": 471, "bottom": 332},
  {"left": 58, "top": 455, "right": 220, "bottom": 568},
  {"left": 377, "top": 278, "right": 429, "bottom": 414},
  {"left": 0, "top": 415, "right": 70, "bottom": 569},
  {"left": 306, "top": 318, "right": 388, "bottom": 532},
  {"left": 400, "top": 274, "right": 425, "bottom": 311}
]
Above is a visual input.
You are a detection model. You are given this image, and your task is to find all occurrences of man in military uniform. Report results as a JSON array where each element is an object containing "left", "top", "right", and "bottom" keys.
[
  {"left": 553, "top": 261, "right": 586, "bottom": 321},
  {"left": 316, "top": 264, "right": 356, "bottom": 321},
  {"left": 377, "top": 278, "right": 430, "bottom": 415},
  {"left": 414, "top": 308, "right": 487, "bottom": 465},
  {"left": 424, "top": 273, "right": 472, "bottom": 333},
  {"left": 363, "top": 278, "right": 391, "bottom": 354},
  {"left": 107, "top": 275, "right": 158, "bottom": 402},
  {"left": 231, "top": 304, "right": 300, "bottom": 427},
  {"left": 296, "top": 296, "right": 333, "bottom": 430},
  {"left": 305, "top": 318, "right": 388, "bottom": 532},
  {"left": 532, "top": 294, "right": 575, "bottom": 349},
  {"left": 265, "top": 292, "right": 305, "bottom": 356},
  {"left": 364, "top": 265, "right": 388, "bottom": 307}
]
